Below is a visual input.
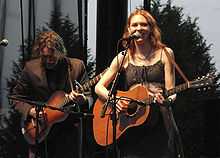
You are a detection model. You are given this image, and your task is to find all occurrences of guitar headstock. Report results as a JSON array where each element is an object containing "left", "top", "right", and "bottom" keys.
[{"left": 190, "top": 75, "right": 213, "bottom": 90}]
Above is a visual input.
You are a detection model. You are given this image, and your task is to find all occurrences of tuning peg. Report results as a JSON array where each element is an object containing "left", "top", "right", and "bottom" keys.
[
  {"left": 198, "top": 89, "right": 201, "bottom": 91},
  {"left": 203, "top": 88, "right": 206, "bottom": 91},
  {"left": 208, "top": 87, "right": 211, "bottom": 90},
  {"left": 197, "top": 77, "right": 201, "bottom": 79}
]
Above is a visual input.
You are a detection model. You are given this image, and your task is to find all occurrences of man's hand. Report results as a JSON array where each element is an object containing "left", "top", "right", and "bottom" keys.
[
  {"left": 69, "top": 90, "right": 87, "bottom": 105},
  {"left": 29, "top": 108, "right": 46, "bottom": 118}
]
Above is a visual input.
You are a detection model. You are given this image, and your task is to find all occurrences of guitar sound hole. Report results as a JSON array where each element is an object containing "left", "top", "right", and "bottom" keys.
[{"left": 127, "top": 102, "right": 138, "bottom": 115}]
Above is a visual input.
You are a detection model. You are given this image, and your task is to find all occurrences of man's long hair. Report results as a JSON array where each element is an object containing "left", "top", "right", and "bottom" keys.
[{"left": 32, "top": 31, "right": 67, "bottom": 60}]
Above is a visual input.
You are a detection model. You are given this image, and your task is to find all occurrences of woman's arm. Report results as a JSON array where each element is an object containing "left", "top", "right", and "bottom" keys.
[
  {"left": 95, "top": 52, "right": 128, "bottom": 101},
  {"left": 163, "top": 47, "right": 177, "bottom": 103}
]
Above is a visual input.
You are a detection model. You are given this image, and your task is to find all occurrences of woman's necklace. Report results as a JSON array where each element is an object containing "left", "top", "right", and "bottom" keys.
[
  {"left": 136, "top": 47, "right": 152, "bottom": 60},
  {"left": 136, "top": 54, "right": 147, "bottom": 60}
]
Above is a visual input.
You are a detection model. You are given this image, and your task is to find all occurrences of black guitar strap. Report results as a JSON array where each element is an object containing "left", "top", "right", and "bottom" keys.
[{"left": 67, "top": 59, "right": 74, "bottom": 92}]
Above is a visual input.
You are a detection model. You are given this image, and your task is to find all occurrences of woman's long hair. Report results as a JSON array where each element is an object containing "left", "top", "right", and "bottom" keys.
[{"left": 122, "top": 10, "right": 165, "bottom": 55}]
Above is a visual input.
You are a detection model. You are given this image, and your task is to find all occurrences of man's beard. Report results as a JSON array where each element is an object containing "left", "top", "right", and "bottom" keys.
[{"left": 42, "top": 61, "right": 58, "bottom": 70}]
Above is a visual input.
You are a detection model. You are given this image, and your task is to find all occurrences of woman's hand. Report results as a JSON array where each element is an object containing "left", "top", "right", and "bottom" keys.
[
  {"left": 153, "top": 92, "right": 165, "bottom": 104},
  {"left": 153, "top": 90, "right": 172, "bottom": 107},
  {"left": 115, "top": 99, "right": 129, "bottom": 113}
]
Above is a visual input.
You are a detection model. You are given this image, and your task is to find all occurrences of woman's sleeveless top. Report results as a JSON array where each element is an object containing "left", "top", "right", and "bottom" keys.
[
  {"left": 123, "top": 52, "right": 184, "bottom": 158},
  {"left": 125, "top": 59, "right": 165, "bottom": 92}
]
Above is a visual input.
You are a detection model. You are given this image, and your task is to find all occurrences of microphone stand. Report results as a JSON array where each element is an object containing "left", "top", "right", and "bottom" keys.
[
  {"left": 8, "top": 96, "right": 48, "bottom": 158},
  {"left": 34, "top": 102, "right": 43, "bottom": 158},
  {"left": 101, "top": 39, "right": 131, "bottom": 158},
  {"left": 8, "top": 96, "right": 93, "bottom": 158}
]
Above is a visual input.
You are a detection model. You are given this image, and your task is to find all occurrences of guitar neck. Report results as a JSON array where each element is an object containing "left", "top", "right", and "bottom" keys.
[
  {"left": 79, "top": 72, "right": 105, "bottom": 92},
  {"left": 56, "top": 68, "right": 108, "bottom": 108},
  {"left": 165, "top": 82, "right": 189, "bottom": 98},
  {"left": 143, "top": 82, "right": 190, "bottom": 105}
]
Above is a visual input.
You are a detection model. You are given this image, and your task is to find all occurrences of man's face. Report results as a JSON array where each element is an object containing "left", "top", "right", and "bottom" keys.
[{"left": 40, "top": 47, "right": 58, "bottom": 69}]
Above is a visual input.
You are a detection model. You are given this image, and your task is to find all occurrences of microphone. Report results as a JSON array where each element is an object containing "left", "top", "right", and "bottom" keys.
[
  {"left": 119, "top": 97, "right": 148, "bottom": 107},
  {"left": 0, "top": 39, "right": 8, "bottom": 46},
  {"left": 130, "top": 99, "right": 148, "bottom": 107},
  {"left": 100, "top": 97, "right": 149, "bottom": 118},
  {"left": 121, "top": 32, "right": 141, "bottom": 41},
  {"left": 81, "top": 112, "right": 94, "bottom": 119}
]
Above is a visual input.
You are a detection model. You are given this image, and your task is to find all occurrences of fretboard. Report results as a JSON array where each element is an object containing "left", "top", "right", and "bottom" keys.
[
  {"left": 142, "top": 82, "right": 190, "bottom": 105},
  {"left": 56, "top": 68, "right": 108, "bottom": 108}
]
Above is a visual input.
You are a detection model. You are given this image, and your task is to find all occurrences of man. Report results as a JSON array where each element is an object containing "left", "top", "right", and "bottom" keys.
[{"left": 9, "top": 31, "right": 93, "bottom": 158}]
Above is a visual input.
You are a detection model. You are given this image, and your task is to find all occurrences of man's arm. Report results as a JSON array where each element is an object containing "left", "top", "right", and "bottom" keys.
[{"left": 9, "top": 64, "right": 33, "bottom": 120}]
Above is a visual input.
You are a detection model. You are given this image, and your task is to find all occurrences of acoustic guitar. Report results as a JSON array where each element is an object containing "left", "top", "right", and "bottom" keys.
[
  {"left": 93, "top": 75, "right": 213, "bottom": 146},
  {"left": 21, "top": 68, "right": 108, "bottom": 145}
]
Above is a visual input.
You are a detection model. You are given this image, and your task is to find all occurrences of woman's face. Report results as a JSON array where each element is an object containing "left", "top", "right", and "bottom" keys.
[{"left": 128, "top": 14, "right": 151, "bottom": 43}]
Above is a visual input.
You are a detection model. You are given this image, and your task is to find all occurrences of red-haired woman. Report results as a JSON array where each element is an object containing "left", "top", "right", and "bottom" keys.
[{"left": 95, "top": 10, "right": 184, "bottom": 158}]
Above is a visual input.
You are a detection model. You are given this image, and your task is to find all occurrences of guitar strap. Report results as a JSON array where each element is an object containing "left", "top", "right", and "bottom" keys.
[
  {"left": 67, "top": 59, "right": 74, "bottom": 92},
  {"left": 163, "top": 47, "right": 189, "bottom": 83}
]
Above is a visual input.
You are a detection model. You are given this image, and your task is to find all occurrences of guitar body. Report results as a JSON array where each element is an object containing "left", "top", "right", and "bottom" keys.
[
  {"left": 21, "top": 91, "right": 69, "bottom": 145},
  {"left": 93, "top": 75, "right": 213, "bottom": 146},
  {"left": 20, "top": 68, "right": 108, "bottom": 144},
  {"left": 93, "top": 86, "right": 151, "bottom": 146}
]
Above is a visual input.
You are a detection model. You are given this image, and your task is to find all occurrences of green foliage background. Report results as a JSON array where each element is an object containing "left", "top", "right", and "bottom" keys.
[
  {"left": 0, "top": 0, "right": 219, "bottom": 157},
  {"left": 150, "top": 0, "right": 220, "bottom": 157}
]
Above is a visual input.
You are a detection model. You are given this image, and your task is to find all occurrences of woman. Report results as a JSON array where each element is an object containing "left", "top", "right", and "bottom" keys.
[{"left": 95, "top": 10, "right": 184, "bottom": 158}]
